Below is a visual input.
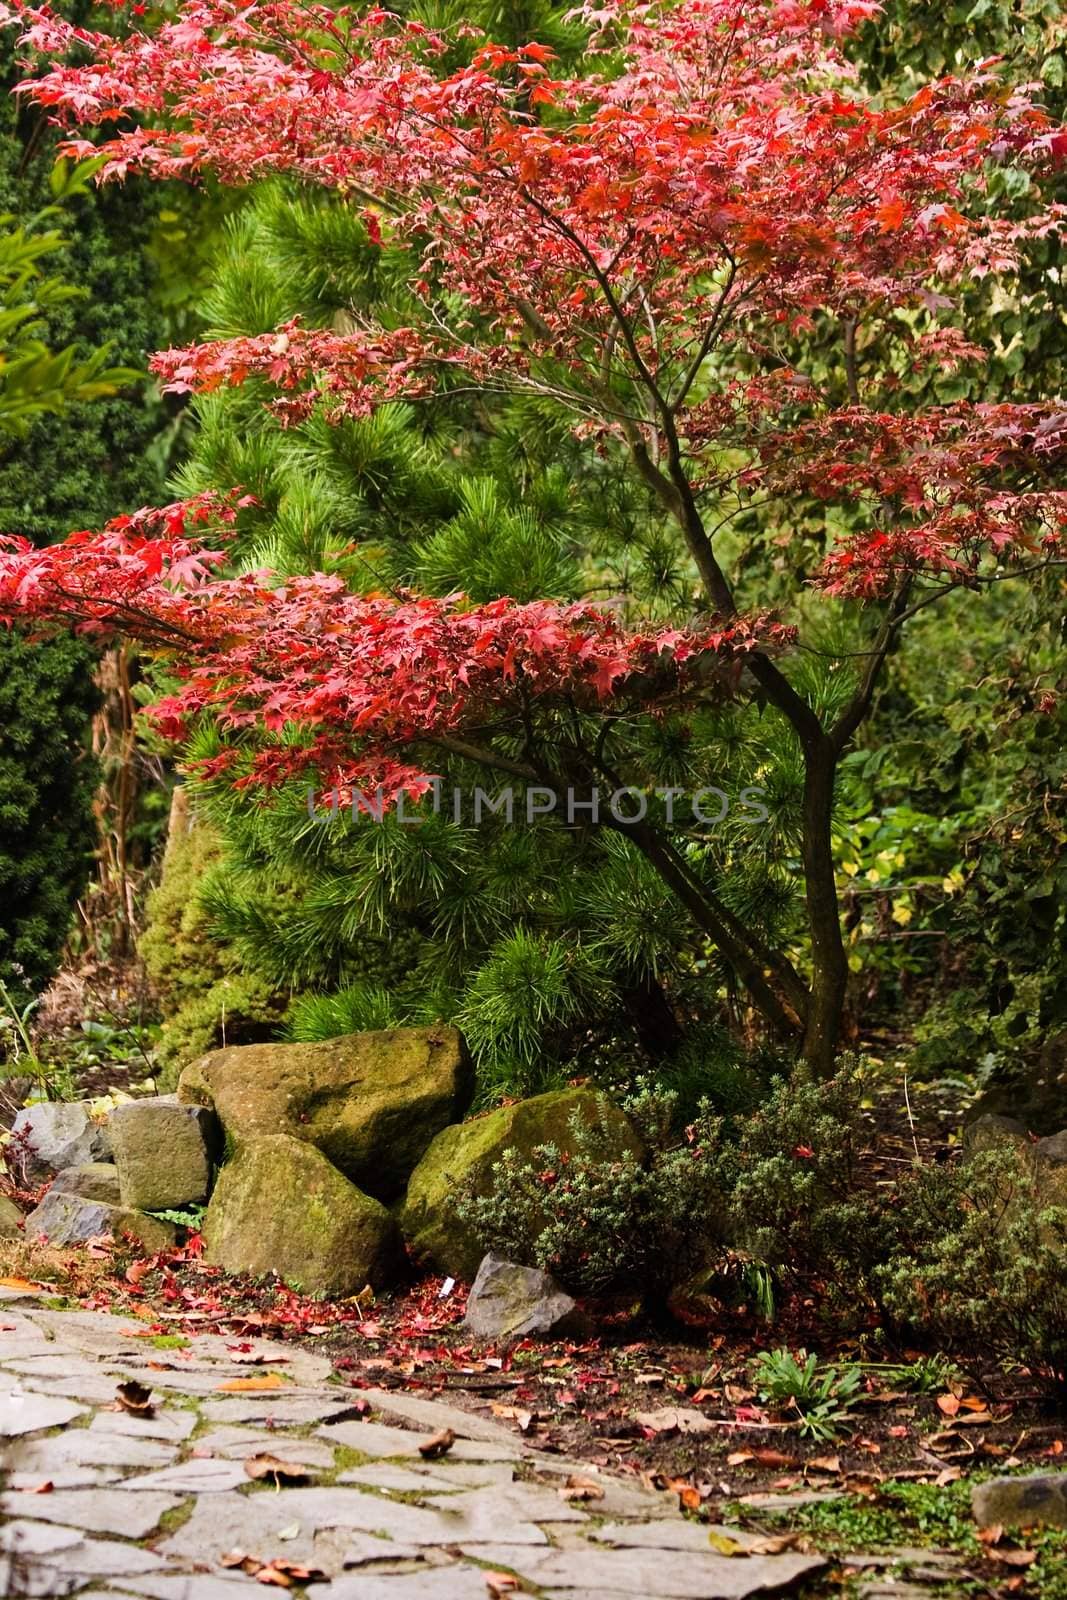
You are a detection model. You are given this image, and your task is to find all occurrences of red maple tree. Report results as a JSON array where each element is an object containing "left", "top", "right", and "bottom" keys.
[{"left": 2, "top": 0, "right": 1065, "bottom": 1070}]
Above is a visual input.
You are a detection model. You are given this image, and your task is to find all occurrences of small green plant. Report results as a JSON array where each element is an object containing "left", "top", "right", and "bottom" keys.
[
  {"left": 753, "top": 1346, "right": 863, "bottom": 1440},
  {"left": 150, "top": 1204, "right": 205, "bottom": 1229},
  {"left": 0, "top": 974, "right": 75, "bottom": 1102}
]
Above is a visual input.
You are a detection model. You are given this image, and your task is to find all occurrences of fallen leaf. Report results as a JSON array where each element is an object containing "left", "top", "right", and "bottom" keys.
[
  {"left": 707, "top": 1531, "right": 748, "bottom": 1557},
  {"left": 114, "top": 1380, "right": 154, "bottom": 1416},
  {"left": 978, "top": 1525, "right": 1005, "bottom": 1547},
  {"left": 727, "top": 1451, "right": 754, "bottom": 1467},
  {"left": 259, "top": 1560, "right": 326, "bottom": 1585},
  {"left": 988, "top": 1548, "right": 1037, "bottom": 1568},
  {"left": 937, "top": 1393, "right": 961, "bottom": 1417},
  {"left": 221, "top": 1551, "right": 262, "bottom": 1575},
  {"left": 125, "top": 1259, "right": 151, "bottom": 1286},
  {"left": 244, "top": 1454, "right": 313, "bottom": 1486},
  {"left": 751, "top": 1449, "right": 799, "bottom": 1469},
  {"left": 935, "top": 1466, "right": 962, "bottom": 1486},
  {"left": 485, "top": 1574, "right": 521, "bottom": 1598},
  {"left": 228, "top": 1350, "right": 288, "bottom": 1365},
  {"left": 724, "top": 1383, "right": 756, "bottom": 1404},
  {"left": 417, "top": 1427, "right": 455, "bottom": 1460},
  {"left": 254, "top": 1569, "right": 293, "bottom": 1589},
  {"left": 750, "top": 1533, "right": 807, "bottom": 1555},
  {"left": 635, "top": 1407, "right": 715, "bottom": 1436},
  {"left": 664, "top": 1475, "right": 701, "bottom": 1511},
  {"left": 215, "top": 1374, "right": 288, "bottom": 1393},
  {"left": 19, "top": 1480, "right": 53, "bottom": 1494},
  {"left": 806, "top": 1456, "right": 841, "bottom": 1475},
  {"left": 559, "top": 1475, "right": 604, "bottom": 1503},
  {"left": 0, "top": 1277, "right": 41, "bottom": 1291}
]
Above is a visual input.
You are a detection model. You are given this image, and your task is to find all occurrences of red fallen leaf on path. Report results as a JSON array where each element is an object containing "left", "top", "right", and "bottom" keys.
[
  {"left": 19, "top": 1481, "right": 53, "bottom": 1494},
  {"left": 417, "top": 1427, "right": 455, "bottom": 1460}
]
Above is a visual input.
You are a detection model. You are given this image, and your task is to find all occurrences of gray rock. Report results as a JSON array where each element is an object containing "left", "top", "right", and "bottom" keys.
[
  {"left": 4, "top": 1430, "right": 178, "bottom": 1473},
  {"left": 190, "top": 1425, "right": 337, "bottom": 1467},
  {"left": 123, "top": 1456, "right": 251, "bottom": 1493},
  {"left": 0, "top": 1191, "right": 22, "bottom": 1237},
  {"left": 109, "top": 1093, "right": 219, "bottom": 1210},
  {"left": 23, "top": 1189, "right": 178, "bottom": 1250},
  {"left": 972, "top": 1471, "right": 1067, "bottom": 1529},
  {"left": 464, "top": 1252, "right": 591, "bottom": 1341},
  {"left": 90, "top": 1406, "right": 198, "bottom": 1442},
  {"left": 1033, "top": 1130, "right": 1067, "bottom": 1167},
  {"left": 51, "top": 1160, "right": 122, "bottom": 1204},
  {"left": 10, "top": 1100, "right": 110, "bottom": 1178},
  {"left": 963, "top": 1113, "right": 1029, "bottom": 1153}
]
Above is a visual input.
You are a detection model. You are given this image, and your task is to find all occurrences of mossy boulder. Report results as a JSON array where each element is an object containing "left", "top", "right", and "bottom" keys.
[
  {"left": 178, "top": 1027, "right": 472, "bottom": 1201},
  {"left": 203, "top": 1135, "right": 399, "bottom": 1295},
  {"left": 0, "top": 1193, "right": 23, "bottom": 1239},
  {"left": 399, "top": 1088, "right": 642, "bottom": 1280}
]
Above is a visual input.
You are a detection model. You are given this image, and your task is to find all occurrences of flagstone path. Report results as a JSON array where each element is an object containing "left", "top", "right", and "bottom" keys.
[{"left": 0, "top": 1284, "right": 833, "bottom": 1599}]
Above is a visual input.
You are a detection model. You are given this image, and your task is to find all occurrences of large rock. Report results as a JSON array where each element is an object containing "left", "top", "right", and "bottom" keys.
[
  {"left": 108, "top": 1095, "right": 218, "bottom": 1211},
  {"left": 973, "top": 1472, "right": 1067, "bottom": 1530},
  {"left": 10, "top": 1102, "right": 110, "bottom": 1179},
  {"left": 399, "top": 1087, "right": 642, "bottom": 1280},
  {"left": 24, "top": 1191, "right": 177, "bottom": 1251},
  {"left": 178, "top": 1028, "right": 472, "bottom": 1200},
  {"left": 464, "top": 1252, "right": 591, "bottom": 1341},
  {"left": 962, "top": 1113, "right": 1029, "bottom": 1154},
  {"left": 203, "top": 1134, "right": 400, "bottom": 1295},
  {"left": 51, "top": 1163, "right": 121, "bottom": 1205},
  {"left": 0, "top": 1193, "right": 22, "bottom": 1239}
]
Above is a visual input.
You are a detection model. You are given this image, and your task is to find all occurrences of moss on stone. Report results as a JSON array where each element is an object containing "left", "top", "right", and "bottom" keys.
[{"left": 203, "top": 1134, "right": 400, "bottom": 1296}]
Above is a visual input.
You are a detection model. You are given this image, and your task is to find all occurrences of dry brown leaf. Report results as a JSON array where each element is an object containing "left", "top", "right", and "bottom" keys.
[
  {"left": 215, "top": 1374, "right": 288, "bottom": 1393},
  {"left": 558, "top": 1475, "right": 605, "bottom": 1503},
  {"left": 635, "top": 1407, "right": 715, "bottom": 1436},
  {"left": 936, "top": 1393, "right": 961, "bottom": 1417},
  {"left": 418, "top": 1427, "right": 456, "bottom": 1460},
  {"left": 489, "top": 1403, "right": 535, "bottom": 1432},
  {"left": 707, "top": 1531, "right": 748, "bottom": 1557},
  {"left": 221, "top": 1551, "right": 262, "bottom": 1575},
  {"left": 663, "top": 1475, "right": 701, "bottom": 1512},
  {"left": 726, "top": 1450, "right": 754, "bottom": 1467},
  {"left": 114, "top": 1380, "right": 154, "bottom": 1416},
  {"left": 978, "top": 1524, "right": 1005, "bottom": 1547},
  {"left": 749, "top": 1532, "right": 808, "bottom": 1555},
  {"left": 724, "top": 1383, "right": 756, "bottom": 1404},
  {"left": 0, "top": 1277, "right": 42, "bottom": 1291},
  {"left": 988, "top": 1549, "right": 1037, "bottom": 1568},
  {"left": 935, "top": 1466, "right": 962, "bottom": 1487},
  {"left": 244, "top": 1454, "right": 313, "bottom": 1485},
  {"left": 750, "top": 1448, "right": 799, "bottom": 1468},
  {"left": 806, "top": 1456, "right": 841, "bottom": 1475},
  {"left": 485, "top": 1574, "right": 521, "bottom": 1598}
]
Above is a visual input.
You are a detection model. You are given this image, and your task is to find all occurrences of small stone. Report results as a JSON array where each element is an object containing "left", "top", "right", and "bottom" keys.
[
  {"left": 51, "top": 1161, "right": 122, "bottom": 1204},
  {"left": 464, "top": 1252, "right": 591, "bottom": 1341},
  {"left": 10, "top": 1100, "right": 110, "bottom": 1178},
  {"left": 203, "top": 1134, "right": 400, "bottom": 1295},
  {"left": 972, "top": 1472, "right": 1067, "bottom": 1530},
  {"left": 109, "top": 1093, "right": 219, "bottom": 1210},
  {"left": 23, "top": 1190, "right": 178, "bottom": 1250},
  {"left": 0, "top": 1192, "right": 22, "bottom": 1238}
]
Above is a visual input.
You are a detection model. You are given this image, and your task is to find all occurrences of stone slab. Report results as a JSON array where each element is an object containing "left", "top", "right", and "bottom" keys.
[
  {"left": 0, "top": 1487, "right": 184, "bottom": 1538},
  {"left": 4, "top": 1430, "right": 178, "bottom": 1473},
  {"left": 190, "top": 1426, "right": 337, "bottom": 1468},
  {"left": 456, "top": 1544, "right": 827, "bottom": 1598},
  {"left": 317, "top": 1417, "right": 519, "bottom": 1461},
  {"left": 123, "top": 1457, "right": 252, "bottom": 1492},
  {"left": 330, "top": 1566, "right": 493, "bottom": 1600},
  {"left": 89, "top": 1407, "right": 199, "bottom": 1442},
  {"left": 0, "top": 1385, "right": 88, "bottom": 1436},
  {"left": 359, "top": 1386, "right": 525, "bottom": 1446},
  {"left": 202, "top": 1393, "right": 357, "bottom": 1426},
  {"left": 338, "top": 1462, "right": 514, "bottom": 1493}
]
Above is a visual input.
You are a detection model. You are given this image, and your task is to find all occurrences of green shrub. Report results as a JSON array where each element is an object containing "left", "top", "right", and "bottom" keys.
[
  {"left": 873, "top": 1146, "right": 1067, "bottom": 1395},
  {"left": 455, "top": 1087, "right": 728, "bottom": 1301},
  {"left": 0, "top": 632, "right": 99, "bottom": 997}
]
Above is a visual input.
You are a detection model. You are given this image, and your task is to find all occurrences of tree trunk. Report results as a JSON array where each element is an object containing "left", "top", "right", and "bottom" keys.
[{"left": 799, "top": 734, "right": 847, "bottom": 1076}]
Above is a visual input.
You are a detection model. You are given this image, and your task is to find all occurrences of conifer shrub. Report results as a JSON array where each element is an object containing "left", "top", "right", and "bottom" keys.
[{"left": 455, "top": 1087, "right": 729, "bottom": 1300}]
